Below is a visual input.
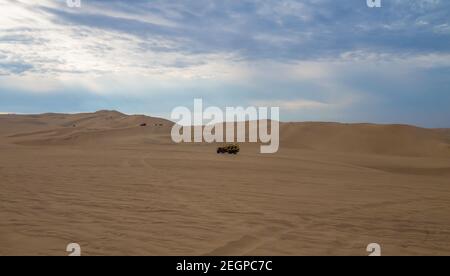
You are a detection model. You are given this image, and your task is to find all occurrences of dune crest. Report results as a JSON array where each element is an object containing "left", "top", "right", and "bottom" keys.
[
  {"left": 1, "top": 111, "right": 450, "bottom": 256},
  {"left": 280, "top": 122, "right": 450, "bottom": 157},
  {"left": 1, "top": 112, "right": 449, "bottom": 157}
]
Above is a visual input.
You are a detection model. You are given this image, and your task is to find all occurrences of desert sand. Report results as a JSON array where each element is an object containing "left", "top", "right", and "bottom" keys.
[{"left": 0, "top": 111, "right": 449, "bottom": 255}]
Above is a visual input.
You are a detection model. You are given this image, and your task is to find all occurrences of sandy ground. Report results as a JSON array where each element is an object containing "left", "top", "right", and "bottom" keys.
[{"left": 0, "top": 111, "right": 449, "bottom": 256}]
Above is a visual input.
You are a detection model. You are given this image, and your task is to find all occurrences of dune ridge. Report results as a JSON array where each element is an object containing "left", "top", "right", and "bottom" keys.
[
  {"left": 1, "top": 111, "right": 449, "bottom": 157},
  {"left": 1, "top": 111, "right": 450, "bottom": 256}
]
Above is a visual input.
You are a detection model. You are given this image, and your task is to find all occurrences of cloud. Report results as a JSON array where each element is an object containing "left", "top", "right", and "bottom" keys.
[
  {"left": 254, "top": 99, "right": 330, "bottom": 111},
  {"left": 0, "top": 0, "right": 449, "bottom": 127},
  {"left": 0, "top": 60, "right": 33, "bottom": 75},
  {"left": 2, "top": 0, "right": 450, "bottom": 77}
]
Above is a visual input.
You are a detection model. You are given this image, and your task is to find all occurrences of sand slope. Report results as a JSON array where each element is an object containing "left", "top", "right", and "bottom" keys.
[
  {"left": 0, "top": 112, "right": 449, "bottom": 256},
  {"left": 2, "top": 112, "right": 449, "bottom": 157},
  {"left": 280, "top": 122, "right": 450, "bottom": 157},
  {"left": 0, "top": 111, "right": 173, "bottom": 146}
]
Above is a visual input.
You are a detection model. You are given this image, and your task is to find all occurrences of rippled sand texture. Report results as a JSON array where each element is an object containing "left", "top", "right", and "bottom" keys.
[{"left": 1, "top": 111, "right": 449, "bottom": 255}]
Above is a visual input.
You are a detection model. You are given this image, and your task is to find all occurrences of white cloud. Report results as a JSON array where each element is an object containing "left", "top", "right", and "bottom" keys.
[
  {"left": 254, "top": 99, "right": 329, "bottom": 111},
  {"left": 434, "top": 24, "right": 450, "bottom": 34},
  {"left": 256, "top": 0, "right": 312, "bottom": 23},
  {"left": 0, "top": 0, "right": 244, "bottom": 82},
  {"left": 1, "top": 1, "right": 449, "bottom": 84},
  {"left": 79, "top": 3, "right": 179, "bottom": 28}
]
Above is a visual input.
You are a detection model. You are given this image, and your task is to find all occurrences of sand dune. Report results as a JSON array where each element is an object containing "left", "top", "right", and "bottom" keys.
[
  {"left": 2, "top": 112, "right": 449, "bottom": 157},
  {"left": 280, "top": 122, "right": 450, "bottom": 157},
  {"left": 0, "top": 111, "right": 173, "bottom": 146},
  {"left": 1, "top": 112, "right": 449, "bottom": 255}
]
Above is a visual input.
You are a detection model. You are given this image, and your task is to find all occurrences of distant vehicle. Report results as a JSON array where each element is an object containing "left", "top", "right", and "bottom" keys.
[
  {"left": 140, "top": 123, "right": 147, "bottom": 127},
  {"left": 217, "top": 144, "right": 240, "bottom": 154}
]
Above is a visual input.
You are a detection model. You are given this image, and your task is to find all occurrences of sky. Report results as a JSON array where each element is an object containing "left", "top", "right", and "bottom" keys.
[{"left": 0, "top": 0, "right": 449, "bottom": 127}]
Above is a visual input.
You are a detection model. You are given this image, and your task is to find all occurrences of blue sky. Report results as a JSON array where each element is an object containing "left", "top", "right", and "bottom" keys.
[{"left": 0, "top": 0, "right": 449, "bottom": 127}]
